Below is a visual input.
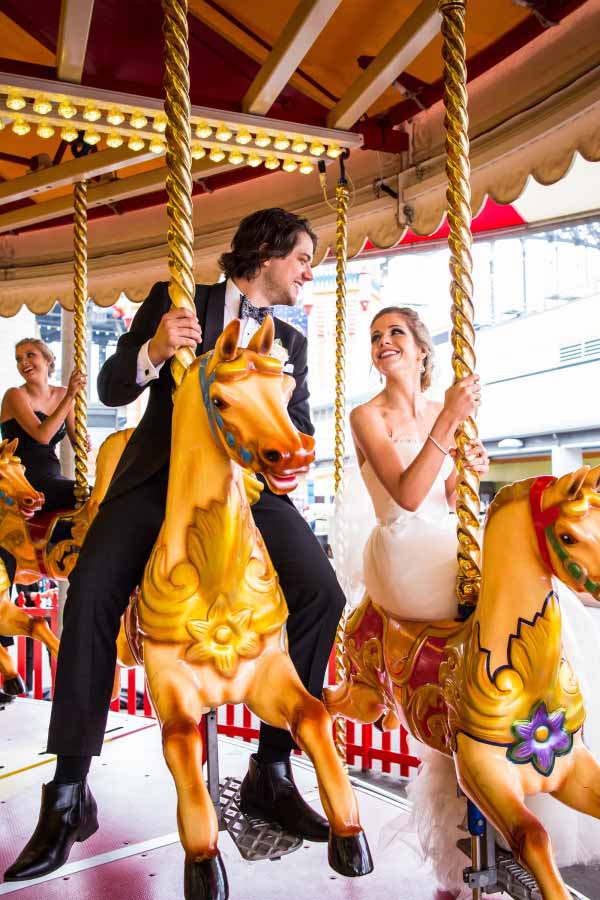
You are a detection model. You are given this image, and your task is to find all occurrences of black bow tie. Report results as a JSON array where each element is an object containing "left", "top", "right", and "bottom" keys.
[{"left": 239, "top": 295, "right": 273, "bottom": 323}]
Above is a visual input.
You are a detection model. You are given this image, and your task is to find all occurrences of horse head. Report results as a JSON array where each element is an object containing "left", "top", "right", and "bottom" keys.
[
  {"left": 535, "top": 465, "right": 600, "bottom": 601},
  {"left": 199, "top": 317, "right": 315, "bottom": 494},
  {"left": 0, "top": 438, "right": 44, "bottom": 518}
]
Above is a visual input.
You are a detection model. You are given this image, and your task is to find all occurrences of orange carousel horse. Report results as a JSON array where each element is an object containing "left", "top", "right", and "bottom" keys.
[
  {"left": 0, "top": 430, "right": 132, "bottom": 695},
  {"left": 116, "top": 316, "right": 372, "bottom": 900},
  {"left": 325, "top": 466, "right": 600, "bottom": 899}
]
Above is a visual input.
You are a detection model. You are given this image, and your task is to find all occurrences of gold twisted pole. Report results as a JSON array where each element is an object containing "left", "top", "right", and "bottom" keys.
[
  {"left": 72, "top": 180, "right": 89, "bottom": 505},
  {"left": 439, "top": 0, "right": 481, "bottom": 614},
  {"left": 333, "top": 176, "right": 350, "bottom": 761},
  {"left": 162, "top": 0, "right": 195, "bottom": 388}
]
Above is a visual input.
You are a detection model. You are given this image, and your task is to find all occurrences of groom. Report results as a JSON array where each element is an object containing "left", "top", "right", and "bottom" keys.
[{"left": 5, "top": 208, "right": 346, "bottom": 880}]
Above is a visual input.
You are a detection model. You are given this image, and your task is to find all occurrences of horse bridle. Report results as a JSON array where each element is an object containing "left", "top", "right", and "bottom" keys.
[
  {"left": 199, "top": 353, "right": 254, "bottom": 467},
  {"left": 529, "top": 475, "right": 600, "bottom": 600}
]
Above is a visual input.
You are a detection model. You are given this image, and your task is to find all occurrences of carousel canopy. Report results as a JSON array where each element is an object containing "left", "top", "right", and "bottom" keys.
[{"left": 0, "top": 0, "right": 598, "bottom": 314}]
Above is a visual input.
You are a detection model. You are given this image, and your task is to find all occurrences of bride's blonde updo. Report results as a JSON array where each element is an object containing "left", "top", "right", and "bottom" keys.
[{"left": 370, "top": 306, "right": 435, "bottom": 391}]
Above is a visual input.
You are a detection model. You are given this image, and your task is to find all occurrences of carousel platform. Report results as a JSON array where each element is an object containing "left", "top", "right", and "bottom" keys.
[
  {"left": 0, "top": 699, "right": 455, "bottom": 900},
  {"left": 1, "top": 700, "right": 597, "bottom": 900}
]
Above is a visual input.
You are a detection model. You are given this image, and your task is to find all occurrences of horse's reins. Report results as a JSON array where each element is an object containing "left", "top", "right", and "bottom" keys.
[{"left": 529, "top": 475, "right": 600, "bottom": 600}]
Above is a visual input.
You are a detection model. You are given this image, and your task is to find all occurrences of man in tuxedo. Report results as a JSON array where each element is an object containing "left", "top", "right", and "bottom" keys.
[{"left": 5, "top": 208, "right": 346, "bottom": 881}]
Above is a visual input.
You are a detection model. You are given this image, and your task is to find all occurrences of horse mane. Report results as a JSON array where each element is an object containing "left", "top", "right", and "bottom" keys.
[{"left": 486, "top": 477, "right": 538, "bottom": 522}]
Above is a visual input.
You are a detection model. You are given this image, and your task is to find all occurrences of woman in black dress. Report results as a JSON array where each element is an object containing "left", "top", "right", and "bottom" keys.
[{"left": 1, "top": 337, "right": 87, "bottom": 511}]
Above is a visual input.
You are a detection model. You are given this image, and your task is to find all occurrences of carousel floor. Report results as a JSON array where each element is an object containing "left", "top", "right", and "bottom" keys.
[{"left": 0, "top": 700, "right": 596, "bottom": 900}]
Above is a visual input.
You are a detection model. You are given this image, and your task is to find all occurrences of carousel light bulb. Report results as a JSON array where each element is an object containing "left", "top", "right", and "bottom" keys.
[
  {"left": 215, "top": 122, "right": 232, "bottom": 142},
  {"left": 128, "top": 135, "right": 145, "bottom": 151},
  {"left": 273, "top": 133, "right": 290, "bottom": 151},
  {"left": 33, "top": 95, "right": 52, "bottom": 115},
  {"left": 235, "top": 127, "right": 252, "bottom": 145},
  {"left": 12, "top": 117, "right": 30, "bottom": 136},
  {"left": 209, "top": 146, "right": 225, "bottom": 162},
  {"left": 191, "top": 143, "right": 206, "bottom": 160},
  {"left": 153, "top": 113, "right": 167, "bottom": 133},
  {"left": 83, "top": 128, "right": 101, "bottom": 145},
  {"left": 291, "top": 137, "right": 307, "bottom": 153},
  {"left": 130, "top": 110, "right": 148, "bottom": 129},
  {"left": 6, "top": 93, "right": 26, "bottom": 111},
  {"left": 299, "top": 158, "right": 314, "bottom": 175},
  {"left": 264, "top": 155, "right": 280, "bottom": 170},
  {"left": 36, "top": 120, "right": 55, "bottom": 139},
  {"left": 309, "top": 140, "right": 325, "bottom": 156},
  {"left": 195, "top": 120, "right": 212, "bottom": 139},
  {"left": 247, "top": 153, "right": 262, "bottom": 168},
  {"left": 83, "top": 104, "right": 101, "bottom": 122},
  {"left": 228, "top": 148, "right": 244, "bottom": 165},
  {"left": 107, "top": 107, "right": 125, "bottom": 126},
  {"left": 326, "top": 143, "right": 342, "bottom": 158},
  {"left": 61, "top": 124, "right": 79, "bottom": 142},
  {"left": 58, "top": 99, "right": 77, "bottom": 119},
  {"left": 255, "top": 131, "right": 271, "bottom": 148},
  {"left": 149, "top": 137, "right": 165, "bottom": 154},
  {"left": 282, "top": 158, "right": 298, "bottom": 173},
  {"left": 106, "top": 130, "right": 123, "bottom": 148}
]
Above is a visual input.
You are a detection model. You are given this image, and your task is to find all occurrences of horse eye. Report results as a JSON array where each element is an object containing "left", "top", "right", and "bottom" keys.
[
  {"left": 212, "top": 396, "right": 228, "bottom": 410},
  {"left": 560, "top": 533, "right": 576, "bottom": 546}
]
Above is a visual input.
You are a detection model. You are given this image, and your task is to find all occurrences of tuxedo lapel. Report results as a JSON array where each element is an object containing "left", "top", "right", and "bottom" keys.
[{"left": 198, "top": 281, "right": 226, "bottom": 354}]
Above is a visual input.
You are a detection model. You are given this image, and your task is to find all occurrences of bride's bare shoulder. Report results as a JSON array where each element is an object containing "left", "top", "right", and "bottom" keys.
[{"left": 350, "top": 397, "right": 385, "bottom": 430}]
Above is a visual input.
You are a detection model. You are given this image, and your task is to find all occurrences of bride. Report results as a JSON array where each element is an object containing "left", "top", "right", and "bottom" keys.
[{"left": 347, "top": 305, "right": 600, "bottom": 894}]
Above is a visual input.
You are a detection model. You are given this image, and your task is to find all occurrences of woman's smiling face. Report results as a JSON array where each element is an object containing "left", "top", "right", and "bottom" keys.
[
  {"left": 370, "top": 313, "right": 425, "bottom": 381},
  {"left": 15, "top": 343, "right": 49, "bottom": 381}
]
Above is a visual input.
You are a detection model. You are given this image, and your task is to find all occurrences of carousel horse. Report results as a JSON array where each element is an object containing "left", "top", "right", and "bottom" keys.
[
  {"left": 325, "top": 466, "right": 600, "bottom": 900},
  {"left": 116, "top": 316, "right": 372, "bottom": 900},
  {"left": 0, "top": 429, "right": 133, "bottom": 694}
]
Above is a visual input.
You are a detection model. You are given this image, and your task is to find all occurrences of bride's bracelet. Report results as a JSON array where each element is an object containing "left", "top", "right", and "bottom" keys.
[{"left": 427, "top": 432, "right": 449, "bottom": 456}]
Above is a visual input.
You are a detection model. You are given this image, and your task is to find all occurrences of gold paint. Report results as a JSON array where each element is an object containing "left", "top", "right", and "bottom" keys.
[
  {"left": 438, "top": 0, "right": 481, "bottom": 609},
  {"left": 72, "top": 181, "right": 89, "bottom": 506}
]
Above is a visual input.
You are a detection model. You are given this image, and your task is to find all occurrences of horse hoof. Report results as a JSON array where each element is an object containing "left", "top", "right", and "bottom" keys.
[
  {"left": 0, "top": 689, "right": 15, "bottom": 705},
  {"left": 184, "top": 851, "right": 229, "bottom": 900},
  {"left": 328, "top": 830, "right": 373, "bottom": 877},
  {"left": 3, "top": 676, "right": 25, "bottom": 696}
]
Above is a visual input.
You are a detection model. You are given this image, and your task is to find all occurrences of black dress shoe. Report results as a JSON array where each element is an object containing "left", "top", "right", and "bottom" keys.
[
  {"left": 239, "top": 754, "right": 329, "bottom": 842},
  {"left": 3, "top": 780, "right": 98, "bottom": 881}
]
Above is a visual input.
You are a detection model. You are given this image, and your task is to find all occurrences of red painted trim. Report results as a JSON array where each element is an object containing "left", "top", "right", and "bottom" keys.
[
  {"left": 529, "top": 476, "right": 560, "bottom": 576},
  {"left": 0, "top": 58, "right": 56, "bottom": 81},
  {"left": 379, "top": 0, "right": 589, "bottom": 127}
]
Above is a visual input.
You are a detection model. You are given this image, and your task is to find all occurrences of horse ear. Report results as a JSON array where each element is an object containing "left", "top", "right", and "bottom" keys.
[
  {"left": 215, "top": 319, "right": 241, "bottom": 362},
  {"left": 247, "top": 315, "right": 274, "bottom": 355},
  {"left": 544, "top": 466, "right": 589, "bottom": 508},
  {"left": 7, "top": 438, "right": 18, "bottom": 457},
  {"left": 584, "top": 465, "right": 600, "bottom": 492}
]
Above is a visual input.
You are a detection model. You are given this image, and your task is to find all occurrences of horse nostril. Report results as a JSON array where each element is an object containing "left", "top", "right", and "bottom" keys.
[
  {"left": 23, "top": 497, "right": 35, "bottom": 507},
  {"left": 264, "top": 450, "right": 281, "bottom": 464}
]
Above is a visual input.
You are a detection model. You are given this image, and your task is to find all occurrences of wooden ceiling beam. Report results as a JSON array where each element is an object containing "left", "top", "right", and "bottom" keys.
[
  {"left": 0, "top": 158, "right": 232, "bottom": 234},
  {"left": 242, "top": 0, "right": 341, "bottom": 115},
  {"left": 188, "top": 0, "right": 336, "bottom": 108},
  {"left": 56, "top": 0, "right": 96, "bottom": 84},
  {"left": 327, "top": 0, "right": 441, "bottom": 129},
  {"left": 0, "top": 147, "right": 156, "bottom": 207}
]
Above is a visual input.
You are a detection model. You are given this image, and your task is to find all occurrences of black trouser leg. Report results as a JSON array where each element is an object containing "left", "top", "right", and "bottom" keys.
[
  {"left": 0, "top": 547, "right": 16, "bottom": 650},
  {"left": 250, "top": 490, "right": 346, "bottom": 761},
  {"left": 47, "top": 472, "right": 168, "bottom": 758}
]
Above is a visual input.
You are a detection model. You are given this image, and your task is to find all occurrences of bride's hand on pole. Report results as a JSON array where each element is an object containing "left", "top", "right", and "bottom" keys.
[
  {"left": 463, "top": 440, "right": 489, "bottom": 476},
  {"left": 442, "top": 374, "right": 481, "bottom": 425}
]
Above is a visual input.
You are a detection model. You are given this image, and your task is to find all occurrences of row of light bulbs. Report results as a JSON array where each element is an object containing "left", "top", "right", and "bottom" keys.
[
  {"left": 3, "top": 91, "right": 343, "bottom": 163},
  {"left": 0, "top": 114, "right": 318, "bottom": 172}
]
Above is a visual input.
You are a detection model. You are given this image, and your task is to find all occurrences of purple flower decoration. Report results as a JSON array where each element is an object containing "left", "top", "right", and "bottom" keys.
[{"left": 507, "top": 701, "right": 573, "bottom": 776}]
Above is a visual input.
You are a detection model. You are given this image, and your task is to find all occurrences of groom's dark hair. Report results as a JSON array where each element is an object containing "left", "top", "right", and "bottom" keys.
[{"left": 219, "top": 208, "right": 317, "bottom": 281}]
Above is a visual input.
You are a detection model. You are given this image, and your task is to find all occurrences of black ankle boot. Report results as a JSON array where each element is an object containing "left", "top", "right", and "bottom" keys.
[
  {"left": 239, "top": 754, "right": 329, "bottom": 842},
  {"left": 3, "top": 780, "right": 98, "bottom": 881}
]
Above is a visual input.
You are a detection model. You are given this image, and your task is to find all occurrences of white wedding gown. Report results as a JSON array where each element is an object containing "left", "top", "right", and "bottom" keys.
[{"left": 353, "top": 437, "right": 600, "bottom": 889}]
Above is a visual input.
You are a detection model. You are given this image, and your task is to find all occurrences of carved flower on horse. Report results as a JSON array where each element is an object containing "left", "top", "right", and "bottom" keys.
[
  {"left": 186, "top": 595, "right": 261, "bottom": 677},
  {"left": 508, "top": 699, "right": 572, "bottom": 776}
]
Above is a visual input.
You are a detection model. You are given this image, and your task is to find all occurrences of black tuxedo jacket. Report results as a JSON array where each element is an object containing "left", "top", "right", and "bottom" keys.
[{"left": 97, "top": 281, "right": 314, "bottom": 503}]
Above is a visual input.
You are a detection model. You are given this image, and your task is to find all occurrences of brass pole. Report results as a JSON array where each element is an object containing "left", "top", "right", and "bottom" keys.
[
  {"left": 438, "top": 0, "right": 481, "bottom": 616},
  {"left": 333, "top": 174, "right": 350, "bottom": 761},
  {"left": 162, "top": 0, "right": 195, "bottom": 387},
  {"left": 72, "top": 180, "right": 89, "bottom": 505}
]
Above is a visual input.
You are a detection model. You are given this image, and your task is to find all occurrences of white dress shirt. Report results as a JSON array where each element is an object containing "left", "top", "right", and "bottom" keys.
[{"left": 135, "top": 279, "right": 265, "bottom": 387}]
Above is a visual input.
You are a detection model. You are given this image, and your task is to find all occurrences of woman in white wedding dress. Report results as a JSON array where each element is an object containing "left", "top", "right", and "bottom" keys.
[{"left": 349, "top": 306, "right": 600, "bottom": 897}]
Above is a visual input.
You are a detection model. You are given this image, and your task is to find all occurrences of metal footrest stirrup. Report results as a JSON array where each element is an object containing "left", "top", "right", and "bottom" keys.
[
  {"left": 458, "top": 799, "right": 585, "bottom": 900},
  {"left": 204, "top": 707, "right": 303, "bottom": 863}
]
